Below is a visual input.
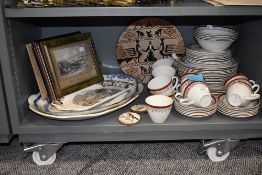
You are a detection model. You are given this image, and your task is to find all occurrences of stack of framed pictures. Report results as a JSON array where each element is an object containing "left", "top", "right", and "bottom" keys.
[{"left": 26, "top": 32, "right": 104, "bottom": 102}]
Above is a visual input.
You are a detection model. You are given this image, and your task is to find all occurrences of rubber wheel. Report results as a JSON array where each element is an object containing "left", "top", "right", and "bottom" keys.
[
  {"left": 206, "top": 147, "right": 230, "bottom": 162},
  {"left": 32, "top": 151, "right": 56, "bottom": 165}
]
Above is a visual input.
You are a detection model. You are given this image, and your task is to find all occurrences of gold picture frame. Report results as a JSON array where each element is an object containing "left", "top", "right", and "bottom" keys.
[{"left": 38, "top": 32, "right": 103, "bottom": 101}]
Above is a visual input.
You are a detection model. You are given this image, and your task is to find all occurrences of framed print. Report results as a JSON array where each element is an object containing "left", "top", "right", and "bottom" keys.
[
  {"left": 39, "top": 32, "right": 103, "bottom": 101},
  {"left": 26, "top": 43, "right": 49, "bottom": 99}
]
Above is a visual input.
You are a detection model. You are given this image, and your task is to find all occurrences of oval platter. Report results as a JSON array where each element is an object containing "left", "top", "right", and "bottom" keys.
[
  {"left": 29, "top": 83, "right": 144, "bottom": 120},
  {"left": 116, "top": 17, "right": 185, "bottom": 83}
]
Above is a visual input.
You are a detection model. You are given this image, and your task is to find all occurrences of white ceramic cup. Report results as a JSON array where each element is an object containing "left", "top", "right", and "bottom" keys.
[
  {"left": 180, "top": 72, "right": 200, "bottom": 92},
  {"left": 224, "top": 73, "right": 249, "bottom": 89},
  {"left": 175, "top": 83, "right": 212, "bottom": 107},
  {"left": 145, "top": 95, "right": 173, "bottom": 123},
  {"left": 147, "top": 75, "right": 179, "bottom": 96},
  {"left": 152, "top": 66, "right": 176, "bottom": 78},
  {"left": 152, "top": 58, "right": 174, "bottom": 69},
  {"left": 226, "top": 81, "right": 260, "bottom": 107}
]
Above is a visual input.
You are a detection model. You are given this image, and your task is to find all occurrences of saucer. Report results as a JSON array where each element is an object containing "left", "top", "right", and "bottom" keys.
[
  {"left": 131, "top": 104, "right": 147, "bottom": 113},
  {"left": 174, "top": 95, "right": 217, "bottom": 118},
  {"left": 118, "top": 112, "right": 141, "bottom": 125},
  {"left": 217, "top": 94, "right": 260, "bottom": 118}
]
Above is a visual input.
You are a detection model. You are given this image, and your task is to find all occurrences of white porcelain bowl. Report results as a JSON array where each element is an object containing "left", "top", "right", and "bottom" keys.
[
  {"left": 145, "top": 95, "right": 173, "bottom": 123},
  {"left": 152, "top": 66, "right": 176, "bottom": 78},
  {"left": 152, "top": 58, "right": 174, "bottom": 69},
  {"left": 194, "top": 30, "right": 237, "bottom": 39},
  {"left": 194, "top": 26, "right": 238, "bottom": 36},
  {"left": 196, "top": 38, "right": 235, "bottom": 52}
]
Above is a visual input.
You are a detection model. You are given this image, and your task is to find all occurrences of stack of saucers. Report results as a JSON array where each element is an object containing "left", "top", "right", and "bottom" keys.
[
  {"left": 217, "top": 94, "right": 260, "bottom": 118},
  {"left": 174, "top": 95, "right": 217, "bottom": 118},
  {"left": 176, "top": 44, "right": 238, "bottom": 95},
  {"left": 193, "top": 25, "right": 238, "bottom": 52}
]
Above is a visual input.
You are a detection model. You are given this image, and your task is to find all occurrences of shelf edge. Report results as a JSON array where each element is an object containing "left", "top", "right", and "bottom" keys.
[{"left": 5, "top": 6, "right": 262, "bottom": 18}]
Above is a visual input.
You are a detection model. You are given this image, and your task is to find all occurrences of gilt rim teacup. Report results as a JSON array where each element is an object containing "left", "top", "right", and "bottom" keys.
[
  {"left": 145, "top": 95, "right": 173, "bottom": 123},
  {"left": 226, "top": 80, "right": 260, "bottom": 107}
]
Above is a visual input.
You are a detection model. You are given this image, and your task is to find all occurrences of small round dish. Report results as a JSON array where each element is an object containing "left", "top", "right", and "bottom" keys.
[
  {"left": 118, "top": 112, "right": 141, "bottom": 125},
  {"left": 131, "top": 104, "right": 147, "bottom": 113}
]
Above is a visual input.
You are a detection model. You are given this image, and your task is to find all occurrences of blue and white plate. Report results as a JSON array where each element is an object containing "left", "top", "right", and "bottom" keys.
[{"left": 28, "top": 83, "right": 144, "bottom": 120}]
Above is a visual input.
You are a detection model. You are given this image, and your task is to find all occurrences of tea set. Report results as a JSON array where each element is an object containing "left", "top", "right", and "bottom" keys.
[
  {"left": 146, "top": 70, "right": 260, "bottom": 123},
  {"left": 143, "top": 25, "right": 260, "bottom": 124}
]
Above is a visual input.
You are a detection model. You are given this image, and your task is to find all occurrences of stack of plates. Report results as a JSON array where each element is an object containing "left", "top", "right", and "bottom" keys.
[
  {"left": 52, "top": 74, "right": 138, "bottom": 111},
  {"left": 217, "top": 94, "right": 260, "bottom": 118},
  {"left": 174, "top": 95, "right": 217, "bottom": 118},
  {"left": 28, "top": 74, "right": 144, "bottom": 120},
  {"left": 186, "top": 44, "right": 232, "bottom": 64},
  {"left": 193, "top": 26, "right": 238, "bottom": 52},
  {"left": 177, "top": 44, "right": 238, "bottom": 95},
  {"left": 29, "top": 83, "right": 144, "bottom": 120}
]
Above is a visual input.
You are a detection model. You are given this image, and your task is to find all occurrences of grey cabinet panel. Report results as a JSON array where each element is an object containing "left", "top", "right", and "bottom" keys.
[{"left": 0, "top": 66, "right": 12, "bottom": 143}]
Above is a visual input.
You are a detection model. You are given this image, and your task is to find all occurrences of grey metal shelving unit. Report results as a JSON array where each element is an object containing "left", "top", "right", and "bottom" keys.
[{"left": 0, "top": 0, "right": 262, "bottom": 164}]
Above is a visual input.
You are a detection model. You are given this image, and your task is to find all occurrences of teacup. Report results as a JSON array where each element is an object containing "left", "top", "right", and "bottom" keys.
[
  {"left": 181, "top": 72, "right": 199, "bottom": 85},
  {"left": 224, "top": 73, "right": 249, "bottom": 89},
  {"left": 152, "top": 58, "right": 174, "bottom": 69},
  {"left": 148, "top": 75, "right": 179, "bottom": 97},
  {"left": 145, "top": 95, "right": 173, "bottom": 123},
  {"left": 226, "top": 81, "right": 260, "bottom": 107},
  {"left": 227, "top": 78, "right": 255, "bottom": 90},
  {"left": 175, "top": 82, "right": 212, "bottom": 107},
  {"left": 180, "top": 73, "right": 205, "bottom": 94},
  {"left": 152, "top": 66, "right": 176, "bottom": 78}
]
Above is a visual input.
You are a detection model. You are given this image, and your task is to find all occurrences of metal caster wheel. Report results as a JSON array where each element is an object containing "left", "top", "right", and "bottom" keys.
[
  {"left": 206, "top": 147, "right": 230, "bottom": 162},
  {"left": 32, "top": 151, "right": 56, "bottom": 165}
]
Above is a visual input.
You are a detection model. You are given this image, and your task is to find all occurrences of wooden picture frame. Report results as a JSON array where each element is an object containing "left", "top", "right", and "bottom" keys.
[{"left": 37, "top": 32, "right": 103, "bottom": 101}]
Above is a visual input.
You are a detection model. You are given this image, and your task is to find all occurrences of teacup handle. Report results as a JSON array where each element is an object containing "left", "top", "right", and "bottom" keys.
[
  {"left": 245, "top": 93, "right": 260, "bottom": 101},
  {"left": 179, "top": 99, "right": 195, "bottom": 106},
  {"left": 172, "top": 76, "right": 179, "bottom": 91},
  {"left": 251, "top": 84, "right": 260, "bottom": 94},
  {"left": 174, "top": 92, "right": 183, "bottom": 100},
  {"left": 249, "top": 80, "right": 256, "bottom": 85},
  {"left": 173, "top": 83, "right": 181, "bottom": 93},
  {"left": 174, "top": 93, "right": 194, "bottom": 106}
]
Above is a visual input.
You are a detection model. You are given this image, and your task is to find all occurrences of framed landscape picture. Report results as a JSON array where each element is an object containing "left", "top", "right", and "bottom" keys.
[{"left": 39, "top": 32, "right": 103, "bottom": 101}]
